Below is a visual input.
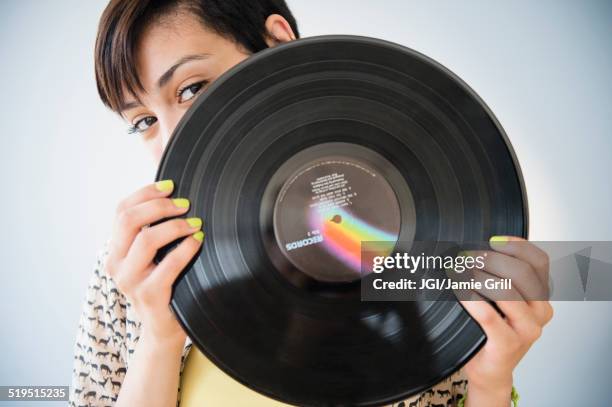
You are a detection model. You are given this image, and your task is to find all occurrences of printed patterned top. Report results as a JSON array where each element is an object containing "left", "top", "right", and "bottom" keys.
[{"left": 69, "top": 241, "right": 468, "bottom": 407}]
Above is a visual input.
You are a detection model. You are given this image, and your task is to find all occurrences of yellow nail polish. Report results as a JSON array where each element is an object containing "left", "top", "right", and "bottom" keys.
[
  {"left": 155, "top": 179, "right": 174, "bottom": 192},
  {"left": 186, "top": 217, "right": 202, "bottom": 229},
  {"left": 192, "top": 231, "right": 204, "bottom": 242},
  {"left": 172, "top": 198, "right": 190, "bottom": 208},
  {"left": 490, "top": 235, "right": 509, "bottom": 246}
]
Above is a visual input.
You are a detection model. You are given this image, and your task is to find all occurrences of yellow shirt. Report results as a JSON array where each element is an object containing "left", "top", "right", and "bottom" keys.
[{"left": 179, "top": 346, "right": 289, "bottom": 406}]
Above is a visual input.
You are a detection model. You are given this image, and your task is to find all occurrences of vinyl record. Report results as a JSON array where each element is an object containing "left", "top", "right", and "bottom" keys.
[{"left": 155, "top": 35, "right": 528, "bottom": 406}]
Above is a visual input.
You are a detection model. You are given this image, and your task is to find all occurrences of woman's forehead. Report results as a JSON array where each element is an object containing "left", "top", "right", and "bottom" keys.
[
  {"left": 134, "top": 16, "right": 210, "bottom": 87},
  {"left": 132, "top": 15, "right": 244, "bottom": 97}
]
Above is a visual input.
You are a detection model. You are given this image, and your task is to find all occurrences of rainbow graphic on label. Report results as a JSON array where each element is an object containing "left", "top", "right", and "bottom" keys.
[{"left": 309, "top": 207, "right": 397, "bottom": 272}]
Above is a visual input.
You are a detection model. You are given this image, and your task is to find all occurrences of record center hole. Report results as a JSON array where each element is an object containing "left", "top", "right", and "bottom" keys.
[{"left": 330, "top": 214, "right": 342, "bottom": 224}]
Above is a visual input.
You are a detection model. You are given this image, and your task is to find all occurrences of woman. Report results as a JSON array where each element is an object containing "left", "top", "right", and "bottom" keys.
[{"left": 70, "top": 0, "right": 553, "bottom": 406}]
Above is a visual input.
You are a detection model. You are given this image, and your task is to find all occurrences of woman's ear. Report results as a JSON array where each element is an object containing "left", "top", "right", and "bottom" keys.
[{"left": 264, "top": 14, "right": 296, "bottom": 47}]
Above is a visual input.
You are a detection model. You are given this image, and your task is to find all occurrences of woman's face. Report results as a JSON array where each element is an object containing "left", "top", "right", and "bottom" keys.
[{"left": 120, "top": 12, "right": 295, "bottom": 164}]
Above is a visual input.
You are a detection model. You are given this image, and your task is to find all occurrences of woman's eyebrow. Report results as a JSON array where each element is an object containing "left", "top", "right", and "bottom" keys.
[
  {"left": 120, "top": 101, "right": 141, "bottom": 113},
  {"left": 157, "top": 53, "right": 210, "bottom": 89}
]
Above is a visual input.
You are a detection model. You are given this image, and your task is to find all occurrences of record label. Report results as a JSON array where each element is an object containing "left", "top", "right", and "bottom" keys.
[{"left": 274, "top": 150, "right": 401, "bottom": 283}]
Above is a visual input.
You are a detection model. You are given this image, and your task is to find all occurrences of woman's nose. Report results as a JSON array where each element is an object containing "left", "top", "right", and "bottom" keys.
[
  {"left": 159, "top": 123, "right": 174, "bottom": 150},
  {"left": 159, "top": 111, "right": 183, "bottom": 150},
  {"left": 160, "top": 128, "right": 172, "bottom": 151}
]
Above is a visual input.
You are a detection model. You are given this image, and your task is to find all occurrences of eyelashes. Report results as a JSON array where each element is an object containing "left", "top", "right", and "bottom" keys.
[
  {"left": 177, "top": 80, "right": 209, "bottom": 103},
  {"left": 127, "top": 116, "right": 157, "bottom": 134}
]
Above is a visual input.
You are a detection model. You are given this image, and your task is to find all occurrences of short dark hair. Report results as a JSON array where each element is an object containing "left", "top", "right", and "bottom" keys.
[{"left": 94, "top": 0, "right": 300, "bottom": 113}]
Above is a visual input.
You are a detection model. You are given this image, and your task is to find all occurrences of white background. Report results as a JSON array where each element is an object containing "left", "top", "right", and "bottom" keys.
[{"left": 0, "top": 1, "right": 610, "bottom": 405}]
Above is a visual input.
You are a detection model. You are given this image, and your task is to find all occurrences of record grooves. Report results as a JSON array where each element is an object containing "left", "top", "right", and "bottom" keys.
[{"left": 155, "top": 35, "right": 528, "bottom": 406}]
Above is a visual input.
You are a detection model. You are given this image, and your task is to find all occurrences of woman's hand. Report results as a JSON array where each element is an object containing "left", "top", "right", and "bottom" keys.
[
  {"left": 460, "top": 236, "right": 554, "bottom": 406},
  {"left": 103, "top": 179, "right": 203, "bottom": 346}
]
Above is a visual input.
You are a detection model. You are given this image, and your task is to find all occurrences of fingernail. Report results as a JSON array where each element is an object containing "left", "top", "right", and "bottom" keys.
[
  {"left": 186, "top": 217, "right": 202, "bottom": 229},
  {"left": 489, "top": 235, "right": 509, "bottom": 246},
  {"left": 192, "top": 231, "right": 204, "bottom": 242},
  {"left": 155, "top": 179, "right": 174, "bottom": 192},
  {"left": 172, "top": 198, "right": 190, "bottom": 209}
]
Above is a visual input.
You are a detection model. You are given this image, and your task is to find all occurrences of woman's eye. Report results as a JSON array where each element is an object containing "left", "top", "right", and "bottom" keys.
[
  {"left": 128, "top": 116, "right": 157, "bottom": 134},
  {"left": 178, "top": 81, "right": 207, "bottom": 103}
]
